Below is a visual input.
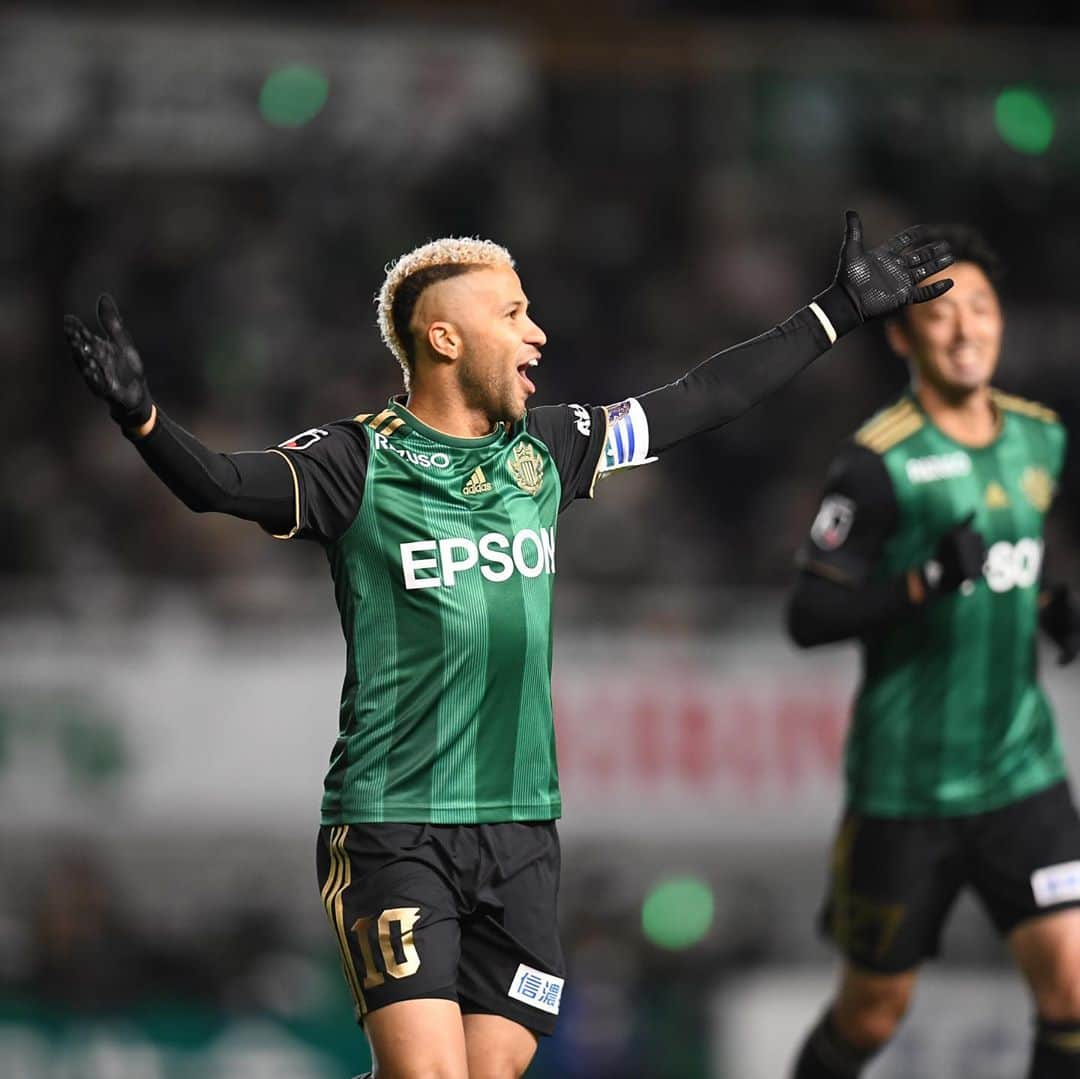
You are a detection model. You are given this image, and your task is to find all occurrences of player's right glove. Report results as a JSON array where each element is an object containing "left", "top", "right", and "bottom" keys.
[
  {"left": 1039, "top": 584, "right": 1080, "bottom": 666},
  {"left": 920, "top": 513, "right": 987, "bottom": 598},
  {"left": 64, "top": 294, "right": 154, "bottom": 429},
  {"left": 812, "top": 210, "right": 956, "bottom": 338}
]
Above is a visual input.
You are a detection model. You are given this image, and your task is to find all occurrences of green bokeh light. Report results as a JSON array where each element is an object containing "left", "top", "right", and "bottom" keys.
[
  {"left": 259, "top": 64, "right": 330, "bottom": 128},
  {"left": 994, "top": 87, "right": 1055, "bottom": 155},
  {"left": 641, "top": 875, "right": 715, "bottom": 951}
]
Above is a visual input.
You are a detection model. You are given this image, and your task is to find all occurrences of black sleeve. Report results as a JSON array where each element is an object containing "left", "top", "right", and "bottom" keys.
[
  {"left": 525, "top": 404, "right": 608, "bottom": 511},
  {"left": 131, "top": 408, "right": 299, "bottom": 535},
  {"left": 795, "top": 441, "right": 897, "bottom": 586},
  {"left": 130, "top": 412, "right": 369, "bottom": 543},
  {"left": 638, "top": 304, "right": 837, "bottom": 454},
  {"left": 266, "top": 420, "right": 370, "bottom": 543},
  {"left": 786, "top": 440, "right": 917, "bottom": 648},
  {"left": 786, "top": 572, "right": 918, "bottom": 648}
]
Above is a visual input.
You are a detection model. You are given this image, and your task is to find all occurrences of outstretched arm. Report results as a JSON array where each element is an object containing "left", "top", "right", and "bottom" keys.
[
  {"left": 65, "top": 296, "right": 306, "bottom": 536},
  {"left": 639, "top": 211, "right": 954, "bottom": 454}
]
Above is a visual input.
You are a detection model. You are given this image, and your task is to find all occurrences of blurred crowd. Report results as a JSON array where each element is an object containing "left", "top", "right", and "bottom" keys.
[{"left": 8, "top": 9, "right": 1080, "bottom": 625}]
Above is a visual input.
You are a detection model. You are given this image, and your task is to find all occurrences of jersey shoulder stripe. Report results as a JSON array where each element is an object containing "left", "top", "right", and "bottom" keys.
[
  {"left": 355, "top": 409, "right": 406, "bottom": 437},
  {"left": 990, "top": 389, "right": 1059, "bottom": 425},
  {"left": 855, "top": 399, "right": 924, "bottom": 454}
]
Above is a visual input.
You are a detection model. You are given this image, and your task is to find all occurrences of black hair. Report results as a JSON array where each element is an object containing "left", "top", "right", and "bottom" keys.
[
  {"left": 917, "top": 224, "right": 1005, "bottom": 283},
  {"left": 391, "top": 263, "right": 479, "bottom": 365}
]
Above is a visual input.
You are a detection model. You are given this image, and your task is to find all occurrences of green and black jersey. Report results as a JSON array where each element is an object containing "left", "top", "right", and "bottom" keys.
[
  {"left": 272, "top": 399, "right": 612, "bottom": 825},
  {"left": 800, "top": 390, "right": 1067, "bottom": 817},
  {"left": 129, "top": 301, "right": 839, "bottom": 825}
]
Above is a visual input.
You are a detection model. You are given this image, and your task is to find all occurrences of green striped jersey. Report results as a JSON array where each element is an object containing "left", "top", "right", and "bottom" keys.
[
  {"left": 271, "top": 398, "right": 625, "bottom": 824},
  {"left": 800, "top": 390, "right": 1067, "bottom": 817}
]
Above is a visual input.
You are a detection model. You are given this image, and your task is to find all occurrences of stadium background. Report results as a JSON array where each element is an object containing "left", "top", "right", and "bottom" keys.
[{"left": 4, "top": 2, "right": 1080, "bottom": 1076}]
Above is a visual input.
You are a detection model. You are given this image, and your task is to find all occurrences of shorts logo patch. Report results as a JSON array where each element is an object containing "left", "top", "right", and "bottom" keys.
[
  {"left": 508, "top": 963, "right": 564, "bottom": 1015},
  {"left": 1031, "top": 861, "right": 1080, "bottom": 907},
  {"left": 810, "top": 494, "right": 855, "bottom": 550}
]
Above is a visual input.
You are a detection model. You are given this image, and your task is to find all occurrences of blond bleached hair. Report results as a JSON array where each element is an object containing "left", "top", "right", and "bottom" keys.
[{"left": 376, "top": 237, "right": 515, "bottom": 388}]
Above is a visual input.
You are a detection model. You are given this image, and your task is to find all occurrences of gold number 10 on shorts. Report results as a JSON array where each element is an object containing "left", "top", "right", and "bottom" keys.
[{"left": 351, "top": 907, "right": 422, "bottom": 988}]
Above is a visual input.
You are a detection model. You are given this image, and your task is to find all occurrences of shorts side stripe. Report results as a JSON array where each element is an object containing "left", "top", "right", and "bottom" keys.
[
  {"left": 321, "top": 824, "right": 344, "bottom": 905},
  {"left": 322, "top": 825, "right": 368, "bottom": 1016}
]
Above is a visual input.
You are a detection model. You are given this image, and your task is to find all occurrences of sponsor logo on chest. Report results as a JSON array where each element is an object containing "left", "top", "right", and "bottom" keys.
[
  {"left": 905, "top": 451, "right": 972, "bottom": 485},
  {"left": 371, "top": 432, "right": 451, "bottom": 470},
  {"left": 400, "top": 527, "right": 556, "bottom": 589}
]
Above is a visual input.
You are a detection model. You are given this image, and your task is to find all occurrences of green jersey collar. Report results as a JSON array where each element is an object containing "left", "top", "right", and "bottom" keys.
[{"left": 388, "top": 396, "right": 507, "bottom": 449}]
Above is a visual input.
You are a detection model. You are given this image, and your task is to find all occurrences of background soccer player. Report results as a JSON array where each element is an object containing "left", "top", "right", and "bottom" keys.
[
  {"left": 66, "top": 214, "right": 950, "bottom": 1079},
  {"left": 786, "top": 226, "right": 1080, "bottom": 1079}
]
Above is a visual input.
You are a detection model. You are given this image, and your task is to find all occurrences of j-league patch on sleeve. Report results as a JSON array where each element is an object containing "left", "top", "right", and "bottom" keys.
[
  {"left": 278, "top": 427, "right": 329, "bottom": 450},
  {"left": 810, "top": 494, "right": 855, "bottom": 550},
  {"left": 508, "top": 963, "right": 564, "bottom": 1015}
]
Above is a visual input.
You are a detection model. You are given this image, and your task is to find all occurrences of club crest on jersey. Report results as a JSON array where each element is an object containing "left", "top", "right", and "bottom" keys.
[
  {"left": 1021, "top": 466, "right": 1053, "bottom": 512},
  {"left": 279, "top": 427, "right": 329, "bottom": 450},
  {"left": 810, "top": 494, "right": 855, "bottom": 550},
  {"left": 508, "top": 442, "right": 544, "bottom": 495}
]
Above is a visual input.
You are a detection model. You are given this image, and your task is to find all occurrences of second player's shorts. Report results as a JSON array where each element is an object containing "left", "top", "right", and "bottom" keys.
[
  {"left": 316, "top": 820, "right": 565, "bottom": 1035},
  {"left": 820, "top": 780, "right": 1080, "bottom": 973}
]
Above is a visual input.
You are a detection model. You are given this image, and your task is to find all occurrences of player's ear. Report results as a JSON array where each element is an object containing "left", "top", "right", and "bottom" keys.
[
  {"left": 883, "top": 315, "right": 912, "bottom": 361},
  {"left": 427, "top": 320, "right": 461, "bottom": 362}
]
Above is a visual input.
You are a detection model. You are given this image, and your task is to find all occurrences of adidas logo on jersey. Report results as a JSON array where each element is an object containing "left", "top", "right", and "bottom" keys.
[
  {"left": 463, "top": 467, "right": 493, "bottom": 496},
  {"left": 985, "top": 482, "right": 1010, "bottom": 509}
]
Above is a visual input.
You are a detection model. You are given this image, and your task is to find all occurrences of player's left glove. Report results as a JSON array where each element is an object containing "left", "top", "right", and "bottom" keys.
[
  {"left": 812, "top": 211, "right": 956, "bottom": 338},
  {"left": 64, "top": 294, "right": 154, "bottom": 429},
  {"left": 1039, "top": 584, "right": 1080, "bottom": 666}
]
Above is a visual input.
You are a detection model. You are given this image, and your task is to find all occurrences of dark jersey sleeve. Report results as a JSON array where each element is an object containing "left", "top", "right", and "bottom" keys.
[
  {"left": 795, "top": 440, "right": 898, "bottom": 587},
  {"left": 786, "top": 441, "right": 919, "bottom": 647},
  {"left": 638, "top": 305, "right": 835, "bottom": 454},
  {"left": 525, "top": 404, "right": 608, "bottom": 511},
  {"left": 268, "top": 420, "right": 370, "bottom": 543},
  {"left": 131, "top": 408, "right": 300, "bottom": 535}
]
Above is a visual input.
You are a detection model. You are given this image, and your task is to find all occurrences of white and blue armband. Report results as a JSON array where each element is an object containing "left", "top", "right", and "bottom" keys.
[{"left": 598, "top": 398, "right": 657, "bottom": 478}]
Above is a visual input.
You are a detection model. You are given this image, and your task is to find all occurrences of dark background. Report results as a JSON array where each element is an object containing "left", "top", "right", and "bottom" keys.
[{"left": 4, "top": 4, "right": 1080, "bottom": 1077}]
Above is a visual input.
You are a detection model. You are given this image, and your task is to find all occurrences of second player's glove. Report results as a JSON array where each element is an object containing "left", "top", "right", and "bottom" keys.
[
  {"left": 920, "top": 513, "right": 987, "bottom": 598},
  {"left": 64, "top": 294, "right": 153, "bottom": 429},
  {"left": 1039, "top": 584, "right": 1080, "bottom": 666},
  {"left": 812, "top": 211, "right": 956, "bottom": 338}
]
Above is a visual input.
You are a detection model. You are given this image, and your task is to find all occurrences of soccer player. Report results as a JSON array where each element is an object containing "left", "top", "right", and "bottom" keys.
[
  {"left": 786, "top": 226, "right": 1080, "bottom": 1079},
  {"left": 65, "top": 213, "right": 951, "bottom": 1079}
]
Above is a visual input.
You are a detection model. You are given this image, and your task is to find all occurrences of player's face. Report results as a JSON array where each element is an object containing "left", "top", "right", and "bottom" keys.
[
  {"left": 888, "top": 261, "right": 1003, "bottom": 400},
  {"left": 434, "top": 266, "right": 547, "bottom": 423}
]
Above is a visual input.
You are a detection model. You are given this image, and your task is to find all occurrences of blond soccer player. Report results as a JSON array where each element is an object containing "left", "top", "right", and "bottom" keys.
[{"left": 66, "top": 214, "right": 951, "bottom": 1079}]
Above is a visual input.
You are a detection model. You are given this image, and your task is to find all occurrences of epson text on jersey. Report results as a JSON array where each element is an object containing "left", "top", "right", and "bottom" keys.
[{"left": 401, "top": 528, "right": 556, "bottom": 590}]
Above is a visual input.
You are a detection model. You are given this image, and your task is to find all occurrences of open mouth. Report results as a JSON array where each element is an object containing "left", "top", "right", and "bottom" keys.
[{"left": 517, "top": 358, "right": 539, "bottom": 394}]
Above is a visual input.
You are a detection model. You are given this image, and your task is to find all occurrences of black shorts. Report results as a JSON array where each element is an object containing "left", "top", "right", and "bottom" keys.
[
  {"left": 820, "top": 780, "right": 1080, "bottom": 974},
  {"left": 315, "top": 820, "right": 565, "bottom": 1036}
]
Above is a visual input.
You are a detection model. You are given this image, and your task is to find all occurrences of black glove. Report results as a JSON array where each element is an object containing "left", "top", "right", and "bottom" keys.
[
  {"left": 920, "top": 513, "right": 987, "bottom": 597},
  {"left": 813, "top": 210, "right": 956, "bottom": 338},
  {"left": 1040, "top": 584, "right": 1080, "bottom": 666},
  {"left": 64, "top": 295, "right": 153, "bottom": 429}
]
